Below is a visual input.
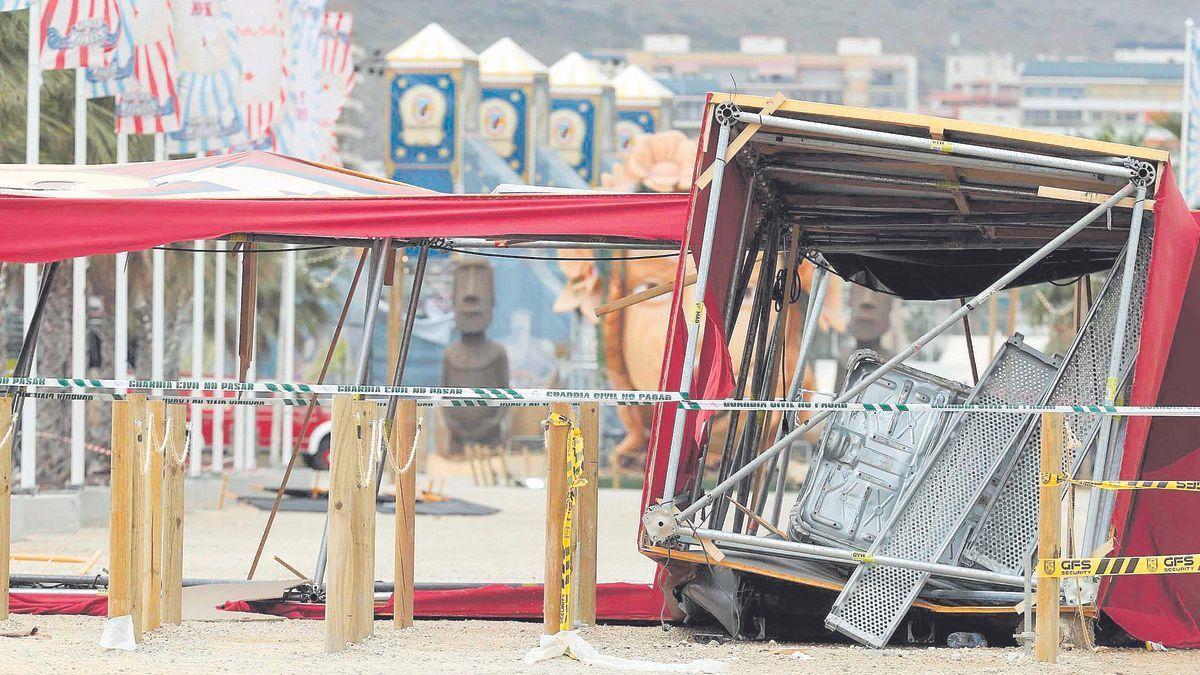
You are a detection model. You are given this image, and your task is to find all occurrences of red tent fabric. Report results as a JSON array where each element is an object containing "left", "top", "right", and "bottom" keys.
[
  {"left": 0, "top": 152, "right": 688, "bottom": 263},
  {"left": 1099, "top": 166, "right": 1200, "bottom": 647}
]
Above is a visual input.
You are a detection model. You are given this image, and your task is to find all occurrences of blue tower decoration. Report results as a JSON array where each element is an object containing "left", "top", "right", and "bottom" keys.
[
  {"left": 548, "top": 52, "right": 614, "bottom": 187},
  {"left": 612, "top": 64, "right": 675, "bottom": 157}
]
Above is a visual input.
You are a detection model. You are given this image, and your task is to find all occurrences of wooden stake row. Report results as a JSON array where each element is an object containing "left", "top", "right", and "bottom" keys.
[
  {"left": 542, "top": 403, "right": 599, "bottom": 634},
  {"left": 108, "top": 395, "right": 186, "bottom": 641}
]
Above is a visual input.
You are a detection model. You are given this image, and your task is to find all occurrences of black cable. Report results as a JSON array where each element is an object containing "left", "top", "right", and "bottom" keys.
[
  {"left": 434, "top": 245, "right": 679, "bottom": 261},
  {"left": 153, "top": 243, "right": 338, "bottom": 253}
]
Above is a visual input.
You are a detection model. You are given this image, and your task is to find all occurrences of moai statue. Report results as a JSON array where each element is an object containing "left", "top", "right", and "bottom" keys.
[{"left": 441, "top": 258, "right": 510, "bottom": 456}]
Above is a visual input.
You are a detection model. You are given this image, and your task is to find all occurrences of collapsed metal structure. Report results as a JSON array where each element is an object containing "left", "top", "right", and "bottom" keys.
[{"left": 641, "top": 94, "right": 1165, "bottom": 646}]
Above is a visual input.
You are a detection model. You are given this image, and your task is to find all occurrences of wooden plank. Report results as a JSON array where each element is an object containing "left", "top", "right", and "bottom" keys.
[
  {"left": 127, "top": 394, "right": 147, "bottom": 640},
  {"left": 1037, "top": 185, "right": 1153, "bottom": 210},
  {"left": 143, "top": 400, "right": 166, "bottom": 632},
  {"left": 695, "top": 92, "right": 786, "bottom": 189},
  {"left": 354, "top": 399, "right": 379, "bottom": 641},
  {"left": 577, "top": 403, "right": 599, "bottom": 627},
  {"left": 108, "top": 400, "right": 135, "bottom": 626},
  {"left": 325, "top": 395, "right": 356, "bottom": 652},
  {"left": 543, "top": 403, "right": 571, "bottom": 634},
  {"left": 725, "top": 93, "right": 1170, "bottom": 162},
  {"left": 393, "top": 399, "right": 418, "bottom": 629},
  {"left": 0, "top": 398, "right": 11, "bottom": 620},
  {"left": 161, "top": 403, "right": 187, "bottom": 625},
  {"left": 1036, "top": 412, "right": 1064, "bottom": 664},
  {"left": 595, "top": 273, "right": 696, "bottom": 317}
]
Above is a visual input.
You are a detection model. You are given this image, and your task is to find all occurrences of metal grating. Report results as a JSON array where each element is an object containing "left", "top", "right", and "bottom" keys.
[
  {"left": 960, "top": 231, "right": 1152, "bottom": 575},
  {"left": 788, "top": 351, "right": 969, "bottom": 551},
  {"left": 824, "top": 336, "right": 1059, "bottom": 647}
]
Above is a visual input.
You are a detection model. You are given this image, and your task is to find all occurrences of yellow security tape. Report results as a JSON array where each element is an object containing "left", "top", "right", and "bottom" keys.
[
  {"left": 1040, "top": 472, "right": 1200, "bottom": 492},
  {"left": 556, "top": 416, "right": 589, "bottom": 632},
  {"left": 1041, "top": 554, "right": 1200, "bottom": 578}
]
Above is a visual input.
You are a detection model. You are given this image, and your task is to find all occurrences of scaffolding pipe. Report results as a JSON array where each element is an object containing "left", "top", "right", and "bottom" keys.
[
  {"left": 661, "top": 115, "right": 733, "bottom": 502},
  {"left": 688, "top": 528, "right": 1030, "bottom": 588},
  {"left": 674, "top": 182, "right": 1137, "bottom": 523},
  {"left": 764, "top": 165, "right": 1041, "bottom": 200},
  {"left": 1081, "top": 184, "right": 1149, "bottom": 557},
  {"left": 735, "top": 111, "right": 1138, "bottom": 181}
]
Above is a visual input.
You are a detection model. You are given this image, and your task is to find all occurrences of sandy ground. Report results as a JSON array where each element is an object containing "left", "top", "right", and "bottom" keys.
[{"left": 6, "top": 476, "right": 1196, "bottom": 673}]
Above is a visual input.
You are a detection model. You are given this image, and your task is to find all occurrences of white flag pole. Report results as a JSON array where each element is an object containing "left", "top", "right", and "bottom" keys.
[
  {"left": 20, "top": 0, "right": 43, "bottom": 489},
  {"left": 70, "top": 67, "right": 88, "bottom": 486},
  {"left": 190, "top": 240, "right": 205, "bottom": 477},
  {"left": 1184, "top": 18, "right": 1196, "bottom": 206},
  {"left": 212, "top": 244, "right": 227, "bottom": 473}
]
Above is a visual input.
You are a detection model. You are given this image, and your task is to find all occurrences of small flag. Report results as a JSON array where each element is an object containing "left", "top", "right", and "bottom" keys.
[
  {"left": 84, "top": 0, "right": 136, "bottom": 97},
  {"left": 272, "top": 0, "right": 325, "bottom": 159},
  {"left": 40, "top": 0, "right": 121, "bottom": 69},
  {"left": 168, "top": 0, "right": 245, "bottom": 153},
  {"left": 114, "top": 0, "right": 181, "bottom": 134},
  {"left": 228, "top": 0, "right": 287, "bottom": 143}
]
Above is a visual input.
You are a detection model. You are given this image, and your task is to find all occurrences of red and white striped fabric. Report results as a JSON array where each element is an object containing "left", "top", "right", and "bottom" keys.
[
  {"left": 313, "top": 11, "right": 353, "bottom": 164},
  {"left": 229, "top": 0, "right": 287, "bottom": 143},
  {"left": 115, "top": 0, "right": 179, "bottom": 134},
  {"left": 40, "top": 0, "right": 120, "bottom": 69}
]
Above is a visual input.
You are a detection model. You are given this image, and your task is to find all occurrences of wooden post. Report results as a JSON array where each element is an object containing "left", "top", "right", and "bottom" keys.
[
  {"left": 127, "top": 393, "right": 147, "bottom": 639},
  {"left": 543, "top": 403, "right": 571, "bottom": 634},
  {"left": 355, "top": 399, "right": 379, "bottom": 642},
  {"left": 143, "top": 399, "right": 166, "bottom": 632},
  {"left": 577, "top": 403, "right": 599, "bottom": 627},
  {"left": 325, "top": 395, "right": 379, "bottom": 652},
  {"left": 393, "top": 399, "right": 418, "bottom": 629},
  {"left": 108, "top": 399, "right": 135, "bottom": 626},
  {"left": 0, "top": 398, "right": 12, "bottom": 620},
  {"left": 1036, "top": 412, "right": 1064, "bottom": 663},
  {"left": 161, "top": 403, "right": 187, "bottom": 625}
]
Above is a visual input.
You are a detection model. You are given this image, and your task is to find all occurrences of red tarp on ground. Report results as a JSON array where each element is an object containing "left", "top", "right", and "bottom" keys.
[
  {"left": 0, "top": 152, "right": 688, "bottom": 263},
  {"left": 8, "top": 583, "right": 666, "bottom": 622},
  {"left": 1099, "top": 167, "right": 1200, "bottom": 647}
]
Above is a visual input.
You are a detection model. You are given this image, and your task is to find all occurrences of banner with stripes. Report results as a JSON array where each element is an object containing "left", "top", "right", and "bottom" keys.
[
  {"left": 83, "top": 0, "right": 135, "bottom": 97},
  {"left": 1183, "top": 19, "right": 1200, "bottom": 208},
  {"left": 40, "top": 0, "right": 120, "bottom": 69},
  {"left": 115, "top": 0, "right": 180, "bottom": 134},
  {"left": 0, "top": 0, "right": 32, "bottom": 13},
  {"left": 167, "top": 0, "right": 245, "bottom": 153},
  {"left": 313, "top": 10, "right": 353, "bottom": 164},
  {"left": 272, "top": 0, "right": 325, "bottom": 159},
  {"left": 229, "top": 0, "right": 287, "bottom": 142}
]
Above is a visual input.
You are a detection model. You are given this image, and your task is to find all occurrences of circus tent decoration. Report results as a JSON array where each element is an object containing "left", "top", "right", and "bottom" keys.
[
  {"left": 548, "top": 51, "right": 614, "bottom": 186},
  {"left": 611, "top": 64, "right": 674, "bottom": 156},
  {"left": 478, "top": 37, "right": 548, "bottom": 182}
]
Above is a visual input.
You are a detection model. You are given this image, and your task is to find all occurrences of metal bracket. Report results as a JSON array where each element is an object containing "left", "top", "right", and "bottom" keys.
[
  {"left": 643, "top": 502, "right": 682, "bottom": 544},
  {"left": 1123, "top": 158, "right": 1156, "bottom": 187},
  {"left": 713, "top": 102, "right": 740, "bottom": 127}
]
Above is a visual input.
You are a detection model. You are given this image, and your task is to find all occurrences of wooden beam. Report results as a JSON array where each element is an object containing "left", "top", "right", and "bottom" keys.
[
  {"left": 236, "top": 245, "right": 259, "bottom": 382},
  {"left": 543, "top": 403, "right": 571, "bottom": 634},
  {"left": 108, "top": 399, "right": 135, "bottom": 630},
  {"left": 392, "top": 399, "right": 418, "bottom": 630},
  {"left": 143, "top": 400, "right": 166, "bottom": 632},
  {"left": 1037, "top": 185, "right": 1153, "bottom": 210},
  {"left": 1036, "top": 412, "right": 1064, "bottom": 663},
  {"left": 577, "top": 403, "right": 599, "bottom": 627},
  {"left": 695, "top": 92, "right": 786, "bottom": 189},
  {"left": 161, "top": 403, "right": 187, "bottom": 625},
  {"left": 595, "top": 273, "right": 696, "bottom": 317},
  {"left": 0, "top": 398, "right": 11, "bottom": 620}
]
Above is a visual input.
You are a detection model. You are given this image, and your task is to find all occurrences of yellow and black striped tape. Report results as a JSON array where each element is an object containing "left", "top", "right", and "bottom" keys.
[
  {"left": 1041, "top": 472, "right": 1200, "bottom": 492},
  {"left": 1041, "top": 554, "right": 1200, "bottom": 578}
]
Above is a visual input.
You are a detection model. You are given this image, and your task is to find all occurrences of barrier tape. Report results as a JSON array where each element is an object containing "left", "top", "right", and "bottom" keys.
[
  {"left": 9, "top": 376, "right": 1200, "bottom": 416},
  {"left": 544, "top": 412, "right": 588, "bottom": 632},
  {"left": 1041, "top": 472, "right": 1200, "bottom": 492},
  {"left": 1041, "top": 554, "right": 1200, "bottom": 578}
]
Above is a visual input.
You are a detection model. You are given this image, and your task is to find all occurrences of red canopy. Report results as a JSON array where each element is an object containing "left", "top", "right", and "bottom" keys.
[{"left": 0, "top": 152, "right": 688, "bottom": 263}]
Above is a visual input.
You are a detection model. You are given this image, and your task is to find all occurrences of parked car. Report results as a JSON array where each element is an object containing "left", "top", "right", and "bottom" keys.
[{"left": 194, "top": 392, "right": 334, "bottom": 470}]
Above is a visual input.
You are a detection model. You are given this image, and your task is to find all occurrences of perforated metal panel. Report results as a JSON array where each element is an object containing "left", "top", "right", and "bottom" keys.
[
  {"left": 960, "top": 232, "right": 1152, "bottom": 576},
  {"left": 824, "top": 336, "right": 1059, "bottom": 648},
  {"left": 788, "top": 350, "right": 969, "bottom": 551}
]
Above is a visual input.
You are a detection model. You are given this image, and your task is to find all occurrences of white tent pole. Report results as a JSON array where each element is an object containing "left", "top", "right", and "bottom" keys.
[
  {"left": 212, "top": 245, "right": 227, "bottom": 473},
  {"left": 20, "top": 0, "right": 43, "bottom": 489},
  {"left": 275, "top": 247, "right": 297, "bottom": 467},
  {"left": 115, "top": 253, "right": 128, "bottom": 387},
  {"left": 152, "top": 249, "right": 164, "bottom": 387},
  {"left": 232, "top": 256, "right": 244, "bottom": 471},
  {"left": 190, "top": 240, "right": 205, "bottom": 476},
  {"left": 69, "top": 67, "right": 88, "bottom": 486}
]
